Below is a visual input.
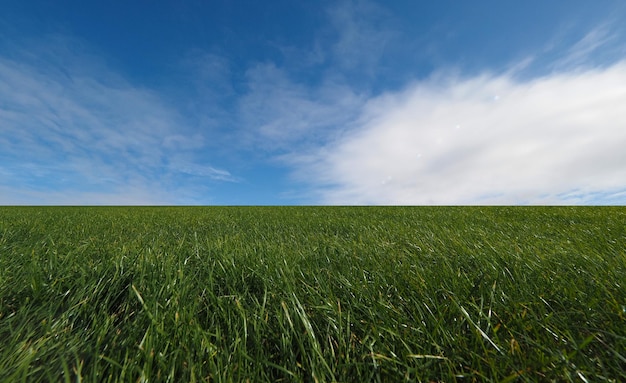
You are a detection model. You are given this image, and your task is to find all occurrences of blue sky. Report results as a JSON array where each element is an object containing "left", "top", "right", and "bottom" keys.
[{"left": 2, "top": 0, "right": 626, "bottom": 205}]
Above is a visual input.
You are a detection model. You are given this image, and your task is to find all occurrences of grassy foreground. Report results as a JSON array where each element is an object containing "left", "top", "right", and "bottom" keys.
[{"left": 0, "top": 207, "right": 624, "bottom": 382}]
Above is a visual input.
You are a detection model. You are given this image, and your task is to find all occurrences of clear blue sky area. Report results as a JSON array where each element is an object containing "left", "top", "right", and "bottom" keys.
[{"left": 2, "top": 1, "right": 626, "bottom": 204}]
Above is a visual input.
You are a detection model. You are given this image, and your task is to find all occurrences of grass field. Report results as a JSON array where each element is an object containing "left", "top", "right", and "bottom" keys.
[{"left": 0, "top": 206, "right": 624, "bottom": 382}]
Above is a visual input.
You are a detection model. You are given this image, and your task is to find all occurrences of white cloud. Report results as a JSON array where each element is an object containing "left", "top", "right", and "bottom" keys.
[{"left": 294, "top": 62, "right": 626, "bottom": 204}]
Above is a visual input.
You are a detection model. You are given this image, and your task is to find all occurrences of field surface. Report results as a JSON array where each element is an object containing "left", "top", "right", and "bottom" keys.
[{"left": 0, "top": 206, "right": 625, "bottom": 382}]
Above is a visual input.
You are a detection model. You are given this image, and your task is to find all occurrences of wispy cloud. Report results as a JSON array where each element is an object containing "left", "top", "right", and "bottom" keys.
[
  {"left": 292, "top": 61, "right": 626, "bottom": 204},
  {"left": 327, "top": 0, "right": 395, "bottom": 73},
  {"left": 170, "top": 161, "right": 238, "bottom": 182},
  {"left": 238, "top": 62, "right": 364, "bottom": 150},
  {"left": 553, "top": 24, "right": 623, "bottom": 70},
  {"left": 233, "top": 0, "right": 398, "bottom": 153},
  {"left": 0, "top": 36, "right": 234, "bottom": 204},
  {"left": 233, "top": 2, "right": 396, "bottom": 153},
  {"left": 0, "top": 184, "right": 173, "bottom": 205}
]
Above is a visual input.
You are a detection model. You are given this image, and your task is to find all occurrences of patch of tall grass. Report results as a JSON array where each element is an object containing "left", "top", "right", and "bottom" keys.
[{"left": 0, "top": 207, "right": 624, "bottom": 381}]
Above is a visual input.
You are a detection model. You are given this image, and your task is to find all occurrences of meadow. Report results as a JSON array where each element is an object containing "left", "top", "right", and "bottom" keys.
[{"left": 0, "top": 206, "right": 624, "bottom": 382}]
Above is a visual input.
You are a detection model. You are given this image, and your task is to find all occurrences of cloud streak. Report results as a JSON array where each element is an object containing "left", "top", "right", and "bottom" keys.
[{"left": 551, "top": 24, "right": 625, "bottom": 71}]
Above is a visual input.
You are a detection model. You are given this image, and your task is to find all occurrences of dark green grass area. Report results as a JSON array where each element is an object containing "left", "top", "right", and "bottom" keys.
[{"left": 0, "top": 207, "right": 624, "bottom": 382}]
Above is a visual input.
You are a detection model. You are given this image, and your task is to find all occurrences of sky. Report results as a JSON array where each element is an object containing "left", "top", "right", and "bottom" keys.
[{"left": 1, "top": 0, "right": 626, "bottom": 205}]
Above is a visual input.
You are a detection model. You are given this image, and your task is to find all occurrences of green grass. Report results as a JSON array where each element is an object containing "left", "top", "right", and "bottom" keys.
[{"left": 0, "top": 206, "right": 624, "bottom": 382}]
